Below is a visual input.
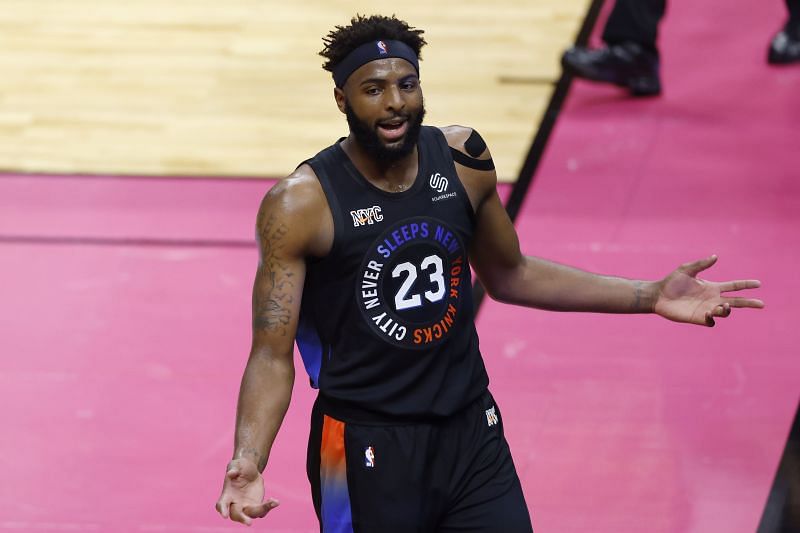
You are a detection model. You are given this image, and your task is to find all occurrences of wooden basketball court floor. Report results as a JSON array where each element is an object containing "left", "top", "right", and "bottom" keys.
[{"left": 0, "top": 0, "right": 590, "bottom": 181}]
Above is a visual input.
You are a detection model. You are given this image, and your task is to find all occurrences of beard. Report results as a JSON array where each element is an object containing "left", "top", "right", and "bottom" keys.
[{"left": 345, "top": 101, "right": 426, "bottom": 164}]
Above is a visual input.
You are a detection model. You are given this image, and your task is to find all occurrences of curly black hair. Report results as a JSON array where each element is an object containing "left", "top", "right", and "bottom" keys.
[{"left": 319, "top": 14, "right": 426, "bottom": 72}]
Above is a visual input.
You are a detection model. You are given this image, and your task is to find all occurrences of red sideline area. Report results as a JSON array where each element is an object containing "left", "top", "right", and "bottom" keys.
[{"left": 0, "top": 0, "right": 798, "bottom": 530}]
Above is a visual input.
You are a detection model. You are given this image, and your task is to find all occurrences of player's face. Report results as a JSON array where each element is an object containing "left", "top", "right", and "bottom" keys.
[{"left": 338, "top": 58, "right": 425, "bottom": 163}]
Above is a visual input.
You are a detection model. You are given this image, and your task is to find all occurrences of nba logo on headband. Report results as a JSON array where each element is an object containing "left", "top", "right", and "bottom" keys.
[{"left": 332, "top": 39, "right": 418, "bottom": 87}]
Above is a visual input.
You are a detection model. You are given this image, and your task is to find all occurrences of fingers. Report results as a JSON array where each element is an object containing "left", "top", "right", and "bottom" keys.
[
  {"left": 681, "top": 254, "right": 718, "bottom": 277},
  {"left": 718, "top": 279, "right": 761, "bottom": 293},
  {"left": 215, "top": 497, "right": 231, "bottom": 519},
  {"left": 243, "top": 499, "right": 280, "bottom": 519},
  {"left": 703, "top": 297, "right": 764, "bottom": 327},
  {"left": 723, "top": 297, "right": 765, "bottom": 309},
  {"left": 216, "top": 497, "right": 276, "bottom": 524},
  {"left": 704, "top": 302, "right": 731, "bottom": 327},
  {"left": 229, "top": 504, "right": 253, "bottom": 526}
]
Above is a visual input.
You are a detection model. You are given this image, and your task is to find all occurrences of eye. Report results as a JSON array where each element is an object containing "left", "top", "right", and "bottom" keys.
[
  {"left": 401, "top": 79, "right": 418, "bottom": 91},
  {"left": 365, "top": 86, "right": 381, "bottom": 96}
]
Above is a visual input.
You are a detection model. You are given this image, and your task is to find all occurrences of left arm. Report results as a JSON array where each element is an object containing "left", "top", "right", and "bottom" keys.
[
  {"left": 468, "top": 175, "right": 659, "bottom": 314},
  {"left": 443, "top": 126, "right": 764, "bottom": 326}
]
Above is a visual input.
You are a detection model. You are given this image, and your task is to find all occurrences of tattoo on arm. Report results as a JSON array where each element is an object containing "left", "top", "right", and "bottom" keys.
[
  {"left": 253, "top": 212, "right": 295, "bottom": 337},
  {"left": 631, "top": 281, "right": 656, "bottom": 313},
  {"left": 238, "top": 447, "right": 267, "bottom": 471},
  {"left": 633, "top": 282, "right": 643, "bottom": 312},
  {"left": 234, "top": 427, "right": 268, "bottom": 471}
]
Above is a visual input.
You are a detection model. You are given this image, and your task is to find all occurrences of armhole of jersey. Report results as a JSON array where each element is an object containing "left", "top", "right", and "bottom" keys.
[
  {"left": 430, "top": 127, "right": 478, "bottom": 227},
  {"left": 306, "top": 155, "right": 345, "bottom": 261}
]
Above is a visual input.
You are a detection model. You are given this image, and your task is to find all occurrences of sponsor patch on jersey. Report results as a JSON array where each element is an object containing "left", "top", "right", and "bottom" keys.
[
  {"left": 429, "top": 172, "right": 448, "bottom": 193},
  {"left": 356, "top": 216, "right": 467, "bottom": 349},
  {"left": 432, "top": 191, "right": 457, "bottom": 202}
]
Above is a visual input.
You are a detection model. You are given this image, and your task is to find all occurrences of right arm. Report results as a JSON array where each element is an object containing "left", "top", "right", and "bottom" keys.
[
  {"left": 216, "top": 166, "right": 332, "bottom": 525},
  {"left": 235, "top": 191, "right": 305, "bottom": 473}
]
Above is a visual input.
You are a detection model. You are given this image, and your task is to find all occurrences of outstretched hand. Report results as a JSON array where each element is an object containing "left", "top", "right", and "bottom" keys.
[
  {"left": 654, "top": 255, "right": 764, "bottom": 327},
  {"left": 215, "top": 458, "right": 279, "bottom": 526}
]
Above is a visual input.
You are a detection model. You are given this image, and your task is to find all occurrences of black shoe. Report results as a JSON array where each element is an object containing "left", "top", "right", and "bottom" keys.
[
  {"left": 561, "top": 42, "right": 661, "bottom": 97},
  {"left": 768, "top": 30, "right": 800, "bottom": 64}
]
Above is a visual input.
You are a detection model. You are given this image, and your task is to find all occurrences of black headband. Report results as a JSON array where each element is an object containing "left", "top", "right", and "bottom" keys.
[{"left": 332, "top": 39, "right": 419, "bottom": 88}]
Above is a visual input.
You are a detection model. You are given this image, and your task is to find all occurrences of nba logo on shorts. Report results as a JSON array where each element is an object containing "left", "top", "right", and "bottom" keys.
[
  {"left": 364, "top": 446, "right": 375, "bottom": 468},
  {"left": 376, "top": 40, "right": 388, "bottom": 55}
]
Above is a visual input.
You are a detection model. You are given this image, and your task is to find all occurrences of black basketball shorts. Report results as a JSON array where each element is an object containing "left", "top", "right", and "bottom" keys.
[{"left": 306, "top": 391, "right": 534, "bottom": 532}]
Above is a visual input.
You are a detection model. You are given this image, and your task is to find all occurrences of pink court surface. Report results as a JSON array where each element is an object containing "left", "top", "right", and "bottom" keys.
[{"left": 1, "top": 0, "right": 798, "bottom": 531}]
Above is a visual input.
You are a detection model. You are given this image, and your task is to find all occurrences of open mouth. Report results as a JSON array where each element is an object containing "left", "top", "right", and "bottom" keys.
[{"left": 377, "top": 118, "right": 409, "bottom": 142}]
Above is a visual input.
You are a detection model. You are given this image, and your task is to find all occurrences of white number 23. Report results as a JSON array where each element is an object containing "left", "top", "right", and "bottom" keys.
[{"left": 391, "top": 255, "right": 446, "bottom": 311}]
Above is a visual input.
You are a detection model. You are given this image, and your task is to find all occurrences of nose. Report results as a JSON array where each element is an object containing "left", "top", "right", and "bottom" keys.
[{"left": 384, "top": 85, "right": 405, "bottom": 112}]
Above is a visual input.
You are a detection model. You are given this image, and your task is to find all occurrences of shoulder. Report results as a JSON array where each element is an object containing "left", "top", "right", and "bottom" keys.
[
  {"left": 262, "top": 164, "right": 325, "bottom": 210},
  {"left": 257, "top": 164, "right": 333, "bottom": 257},
  {"left": 437, "top": 125, "right": 497, "bottom": 211},
  {"left": 438, "top": 125, "right": 491, "bottom": 159},
  {"left": 439, "top": 125, "right": 475, "bottom": 150}
]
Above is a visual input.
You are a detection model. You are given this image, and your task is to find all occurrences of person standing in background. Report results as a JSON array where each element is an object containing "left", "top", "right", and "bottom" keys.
[{"left": 562, "top": 0, "right": 800, "bottom": 97}]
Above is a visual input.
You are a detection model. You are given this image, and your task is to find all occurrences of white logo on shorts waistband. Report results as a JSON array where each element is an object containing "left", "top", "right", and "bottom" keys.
[{"left": 485, "top": 406, "right": 498, "bottom": 427}]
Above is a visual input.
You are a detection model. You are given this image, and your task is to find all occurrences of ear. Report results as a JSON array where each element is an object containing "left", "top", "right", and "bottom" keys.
[{"left": 334, "top": 87, "right": 346, "bottom": 114}]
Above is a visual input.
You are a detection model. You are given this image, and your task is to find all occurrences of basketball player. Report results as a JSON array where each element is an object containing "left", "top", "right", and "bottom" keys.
[{"left": 215, "top": 15, "right": 764, "bottom": 531}]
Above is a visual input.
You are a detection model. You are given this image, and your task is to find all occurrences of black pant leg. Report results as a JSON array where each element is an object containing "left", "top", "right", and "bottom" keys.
[
  {"left": 438, "top": 394, "right": 533, "bottom": 532},
  {"left": 602, "top": 0, "right": 667, "bottom": 54},
  {"left": 786, "top": 0, "right": 800, "bottom": 37}
]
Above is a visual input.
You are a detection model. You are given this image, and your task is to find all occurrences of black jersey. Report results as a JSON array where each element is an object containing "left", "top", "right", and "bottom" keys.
[{"left": 296, "top": 126, "right": 489, "bottom": 422}]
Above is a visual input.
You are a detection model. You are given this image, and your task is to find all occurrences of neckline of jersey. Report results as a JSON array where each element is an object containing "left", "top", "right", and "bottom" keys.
[{"left": 334, "top": 139, "right": 426, "bottom": 199}]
